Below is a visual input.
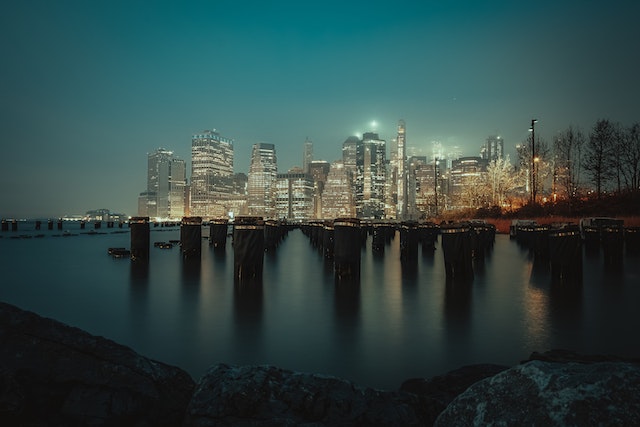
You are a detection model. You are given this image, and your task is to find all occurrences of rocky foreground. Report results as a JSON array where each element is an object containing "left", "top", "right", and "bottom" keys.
[{"left": 1, "top": 301, "right": 639, "bottom": 426}]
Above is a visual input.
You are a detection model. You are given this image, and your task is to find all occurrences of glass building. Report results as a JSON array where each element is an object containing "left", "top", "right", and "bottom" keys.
[
  {"left": 248, "top": 143, "right": 278, "bottom": 218},
  {"left": 139, "top": 148, "right": 186, "bottom": 219},
  {"left": 190, "top": 129, "right": 234, "bottom": 218}
]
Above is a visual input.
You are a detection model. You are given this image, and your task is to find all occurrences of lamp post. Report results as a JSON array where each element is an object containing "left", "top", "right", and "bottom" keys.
[
  {"left": 529, "top": 119, "right": 538, "bottom": 204},
  {"left": 434, "top": 157, "right": 439, "bottom": 217}
]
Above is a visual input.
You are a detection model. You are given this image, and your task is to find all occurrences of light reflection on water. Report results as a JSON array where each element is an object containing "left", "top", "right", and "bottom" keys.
[{"left": 1, "top": 223, "right": 639, "bottom": 389}]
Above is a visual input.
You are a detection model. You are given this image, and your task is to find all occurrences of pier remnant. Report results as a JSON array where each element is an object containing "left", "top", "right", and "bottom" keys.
[
  {"left": 549, "top": 225, "right": 582, "bottom": 284},
  {"left": 400, "top": 221, "right": 419, "bottom": 262},
  {"left": 333, "top": 218, "right": 361, "bottom": 283},
  {"left": 233, "top": 216, "right": 265, "bottom": 284},
  {"left": 180, "top": 217, "right": 202, "bottom": 259},
  {"left": 130, "top": 217, "right": 150, "bottom": 262},
  {"left": 209, "top": 219, "right": 228, "bottom": 252},
  {"left": 440, "top": 224, "right": 474, "bottom": 281}
]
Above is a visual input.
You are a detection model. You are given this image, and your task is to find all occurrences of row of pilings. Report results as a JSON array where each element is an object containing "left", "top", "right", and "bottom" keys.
[
  {"left": 128, "top": 216, "right": 290, "bottom": 286},
  {"left": 300, "top": 219, "right": 496, "bottom": 284},
  {"left": 1, "top": 219, "right": 125, "bottom": 231},
  {"left": 513, "top": 222, "right": 640, "bottom": 280}
]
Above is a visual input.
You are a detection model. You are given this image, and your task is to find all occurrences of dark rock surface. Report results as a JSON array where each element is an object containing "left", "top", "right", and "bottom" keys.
[
  {"left": 435, "top": 359, "right": 640, "bottom": 426},
  {"left": 184, "top": 363, "right": 442, "bottom": 426},
  {"left": 0, "top": 302, "right": 195, "bottom": 426},
  {"left": 400, "top": 363, "right": 508, "bottom": 411}
]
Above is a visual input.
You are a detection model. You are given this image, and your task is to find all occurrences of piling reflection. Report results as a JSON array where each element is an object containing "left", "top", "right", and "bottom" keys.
[
  {"left": 129, "top": 259, "right": 149, "bottom": 341},
  {"left": 233, "top": 217, "right": 265, "bottom": 286},
  {"left": 443, "top": 277, "right": 473, "bottom": 354}
]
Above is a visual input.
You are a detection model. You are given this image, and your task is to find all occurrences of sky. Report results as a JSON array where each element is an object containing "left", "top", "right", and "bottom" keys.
[{"left": 1, "top": 0, "right": 639, "bottom": 218}]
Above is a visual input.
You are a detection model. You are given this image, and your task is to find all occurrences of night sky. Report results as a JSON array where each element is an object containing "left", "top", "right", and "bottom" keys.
[{"left": 2, "top": 1, "right": 639, "bottom": 218}]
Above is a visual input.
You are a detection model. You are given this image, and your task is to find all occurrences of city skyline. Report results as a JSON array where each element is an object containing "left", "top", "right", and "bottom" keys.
[{"left": 2, "top": 1, "right": 639, "bottom": 218}]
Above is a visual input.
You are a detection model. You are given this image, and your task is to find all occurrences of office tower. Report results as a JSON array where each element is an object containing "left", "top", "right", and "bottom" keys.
[
  {"left": 481, "top": 135, "right": 504, "bottom": 162},
  {"left": 321, "top": 161, "right": 355, "bottom": 219},
  {"left": 449, "top": 156, "right": 489, "bottom": 209},
  {"left": 308, "top": 160, "right": 331, "bottom": 218},
  {"left": 139, "top": 148, "right": 186, "bottom": 219},
  {"left": 275, "top": 170, "right": 314, "bottom": 220},
  {"left": 302, "top": 138, "right": 313, "bottom": 173},
  {"left": 396, "top": 120, "right": 407, "bottom": 220},
  {"left": 248, "top": 143, "right": 278, "bottom": 218},
  {"left": 355, "top": 132, "right": 387, "bottom": 219},
  {"left": 341, "top": 136, "right": 359, "bottom": 178},
  {"left": 190, "top": 129, "right": 234, "bottom": 218}
]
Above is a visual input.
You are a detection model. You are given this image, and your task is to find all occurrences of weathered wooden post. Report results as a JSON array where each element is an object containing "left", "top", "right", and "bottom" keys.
[
  {"left": 233, "top": 216, "right": 265, "bottom": 285},
  {"left": 130, "top": 216, "right": 150, "bottom": 262},
  {"left": 209, "top": 218, "right": 229, "bottom": 252},
  {"left": 549, "top": 225, "right": 582, "bottom": 285},
  {"left": 400, "top": 220, "right": 419, "bottom": 262},
  {"left": 440, "top": 223, "right": 474, "bottom": 281},
  {"left": 180, "top": 217, "right": 202, "bottom": 259},
  {"left": 333, "top": 218, "right": 361, "bottom": 283}
]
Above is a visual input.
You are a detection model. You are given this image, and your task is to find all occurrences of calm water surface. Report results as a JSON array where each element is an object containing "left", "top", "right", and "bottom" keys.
[{"left": 1, "top": 222, "right": 639, "bottom": 390}]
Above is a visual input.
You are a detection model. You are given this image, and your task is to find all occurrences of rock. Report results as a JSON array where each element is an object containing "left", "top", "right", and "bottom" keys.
[
  {"left": 184, "top": 364, "right": 442, "bottom": 426},
  {"left": 526, "top": 348, "right": 640, "bottom": 364},
  {"left": 0, "top": 302, "right": 195, "bottom": 426},
  {"left": 435, "top": 360, "right": 640, "bottom": 426},
  {"left": 400, "top": 363, "right": 508, "bottom": 409}
]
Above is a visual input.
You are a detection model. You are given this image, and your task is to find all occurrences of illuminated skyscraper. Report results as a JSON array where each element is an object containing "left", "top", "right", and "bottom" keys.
[
  {"left": 139, "top": 148, "right": 186, "bottom": 219},
  {"left": 248, "top": 143, "right": 278, "bottom": 218},
  {"left": 322, "top": 161, "right": 355, "bottom": 219},
  {"left": 396, "top": 120, "right": 407, "bottom": 220},
  {"left": 356, "top": 132, "right": 387, "bottom": 219},
  {"left": 302, "top": 138, "right": 313, "bottom": 173},
  {"left": 481, "top": 135, "right": 504, "bottom": 162},
  {"left": 190, "top": 129, "right": 234, "bottom": 218},
  {"left": 275, "top": 170, "right": 314, "bottom": 220}
]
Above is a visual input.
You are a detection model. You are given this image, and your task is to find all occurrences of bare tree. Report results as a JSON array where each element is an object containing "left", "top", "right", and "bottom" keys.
[
  {"left": 553, "top": 126, "right": 585, "bottom": 203},
  {"left": 584, "top": 119, "right": 616, "bottom": 198},
  {"left": 619, "top": 122, "right": 640, "bottom": 192},
  {"left": 484, "top": 156, "right": 519, "bottom": 207}
]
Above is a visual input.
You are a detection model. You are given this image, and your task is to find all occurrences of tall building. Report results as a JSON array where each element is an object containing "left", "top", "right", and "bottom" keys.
[
  {"left": 275, "top": 170, "right": 314, "bottom": 220},
  {"left": 138, "top": 148, "right": 186, "bottom": 219},
  {"left": 302, "top": 138, "right": 313, "bottom": 173},
  {"left": 481, "top": 135, "right": 504, "bottom": 162},
  {"left": 190, "top": 129, "right": 234, "bottom": 218},
  {"left": 341, "top": 136, "right": 359, "bottom": 178},
  {"left": 355, "top": 132, "right": 387, "bottom": 219},
  {"left": 308, "top": 160, "right": 331, "bottom": 218},
  {"left": 248, "top": 143, "right": 278, "bottom": 218},
  {"left": 396, "top": 120, "right": 407, "bottom": 220},
  {"left": 321, "top": 161, "right": 355, "bottom": 219}
]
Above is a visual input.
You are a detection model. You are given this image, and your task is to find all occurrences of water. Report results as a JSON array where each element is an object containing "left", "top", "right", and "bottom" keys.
[{"left": 1, "top": 222, "right": 639, "bottom": 390}]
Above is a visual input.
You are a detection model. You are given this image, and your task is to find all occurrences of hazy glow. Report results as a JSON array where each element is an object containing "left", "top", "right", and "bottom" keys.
[{"left": 1, "top": 1, "right": 639, "bottom": 217}]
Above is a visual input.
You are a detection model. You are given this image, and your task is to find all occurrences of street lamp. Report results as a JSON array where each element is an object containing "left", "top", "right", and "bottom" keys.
[
  {"left": 529, "top": 119, "right": 538, "bottom": 204},
  {"left": 434, "top": 157, "right": 439, "bottom": 217}
]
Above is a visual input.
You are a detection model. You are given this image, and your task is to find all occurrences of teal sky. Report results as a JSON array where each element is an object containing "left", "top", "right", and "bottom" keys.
[{"left": 2, "top": 0, "right": 639, "bottom": 217}]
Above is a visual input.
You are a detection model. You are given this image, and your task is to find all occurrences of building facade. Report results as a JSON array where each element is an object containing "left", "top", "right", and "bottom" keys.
[
  {"left": 248, "top": 143, "right": 278, "bottom": 218},
  {"left": 190, "top": 130, "right": 235, "bottom": 218},
  {"left": 321, "top": 161, "right": 355, "bottom": 219},
  {"left": 302, "top": 138, "right": 313, "bottom": 173},
  {"left": 139, "top": 148, "right": 186, "bottom": 219},
  {"left": 396, "top": 120, "right": 408, "bottom": 220},
  {"left": 275, "top": 171, "right": 314, "bottom": 220},
  {"left": 481, "top": 135, "right": 504, "bottom": 162},
  {"left": 355, "top": 132, "right": 387, "bottom": 219}
]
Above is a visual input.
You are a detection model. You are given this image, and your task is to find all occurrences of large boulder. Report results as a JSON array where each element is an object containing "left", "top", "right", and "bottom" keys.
[
  {"left": 400, "top": 363, "right": 508, "bottom": 410},
  {"left": 435, "top": 360, "right": 640, "bottom": 426},
  {"left": 0, "top": 302, "right": 195, "bottom": 426},
  {"left": 184, "top": 364, "right": 442, "bottom": 426}
]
